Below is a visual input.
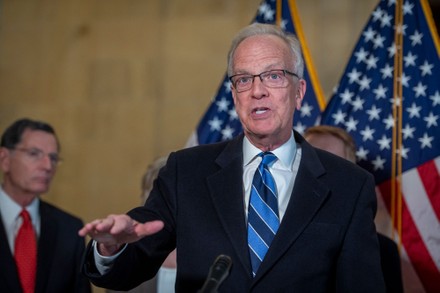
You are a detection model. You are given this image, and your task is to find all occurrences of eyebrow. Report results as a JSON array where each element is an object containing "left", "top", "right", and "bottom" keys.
[{"left": 233, "top": 64, "right": 286, "bottom": 75}]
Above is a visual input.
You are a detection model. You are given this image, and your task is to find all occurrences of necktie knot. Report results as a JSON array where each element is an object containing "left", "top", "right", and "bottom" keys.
[
  {"left": 260, "top": 152, "right": 277, "bottom": 167},
  {"left": 20, "top": 209, "right": 31, "bottom": 223}
]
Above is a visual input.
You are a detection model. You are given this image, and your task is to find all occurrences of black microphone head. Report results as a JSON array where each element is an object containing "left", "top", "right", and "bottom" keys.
[
  {"left": 210, "top": 255, "right": 232, "bottom": 283},
  {"left": 199, "top": 254, "right": 233, "bottom": 293}
]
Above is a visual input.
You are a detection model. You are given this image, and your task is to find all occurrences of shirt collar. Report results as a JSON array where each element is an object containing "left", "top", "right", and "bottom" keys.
[
  {"left": 243, "top": 131, "right": 297, "bottom": 170},
  {"left": 0, "top": 185, "right": 39, "bottom": 224}
]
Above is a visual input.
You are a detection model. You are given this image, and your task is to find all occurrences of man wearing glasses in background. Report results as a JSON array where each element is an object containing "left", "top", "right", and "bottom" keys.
[{"left": 0, "top": 118, "right": 91, "bottom": 293}]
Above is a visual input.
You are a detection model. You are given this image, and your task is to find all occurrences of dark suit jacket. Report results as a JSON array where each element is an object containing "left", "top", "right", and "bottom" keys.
[
  {"left": 83, "top": 132, "right": 385, "bottom": 292},
  {"left": 0, "top": 200, "right": 91, "bottom": 293},
  {"left": 378, "top": 233, "right": 403, "bottom": 293},
  {"left": 107, "top": 277, "right": 157, "bottom": 293}
]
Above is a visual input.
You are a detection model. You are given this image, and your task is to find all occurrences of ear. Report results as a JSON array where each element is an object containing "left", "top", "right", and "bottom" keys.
[
  {"left": 0, "top": 147, "right": 11, "bottom": 172},
  {"left": 295, "top": 79, "right": 307, "bottom": 110},
  {"left": 231, "top": 85, "right": 237, "bottom": 104}
]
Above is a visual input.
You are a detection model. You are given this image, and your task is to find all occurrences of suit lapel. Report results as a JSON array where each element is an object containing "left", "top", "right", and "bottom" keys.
[
  {"left": 254, "top": 134, "right": 331, "bottom": 281},
  {"left": 0, "top": 215, "right": 22, "bottom": 292},
  {"left": 35, "top": 202, "right": 57, "bottom": 293},
  {"left": 206, "top": 135, "right": 252, "bottom": 275}
]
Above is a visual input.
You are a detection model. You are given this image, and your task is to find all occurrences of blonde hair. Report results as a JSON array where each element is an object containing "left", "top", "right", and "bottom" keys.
[
  {"left": 141, "top": 156, "right": 168, "bottom": 203},
  {"left": 304, "top": 125, "right": 356, "bottom": 163},
  {"left": 227, "top": 23, "right": 304, "bottom": 78}
]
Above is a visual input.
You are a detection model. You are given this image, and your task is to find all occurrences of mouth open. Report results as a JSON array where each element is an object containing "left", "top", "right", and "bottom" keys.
[
  {"left": 251, "top": 107, "right": 271, "bottom": 120},
  {"left": 253, "top": 107, "right": 269, "bottom": 115}
]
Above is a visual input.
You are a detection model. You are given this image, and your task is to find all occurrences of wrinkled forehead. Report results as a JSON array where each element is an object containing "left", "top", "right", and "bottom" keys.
[
  {"left": 233, "top": 35, "right": 294, "bottom": 71},
  {"left": 19, "top": 129, "right": 59, "bottom": 151}
]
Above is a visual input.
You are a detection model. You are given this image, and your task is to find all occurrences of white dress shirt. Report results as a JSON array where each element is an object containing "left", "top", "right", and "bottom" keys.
[
  {"left": 157, "top": 267, "right": 177, "bottom": 293},
  {"left": 242, "top": 131, "right": 301, "bottom": 221},
  {"left": 0, "top": 186, "right": 40, "bottom": 254}
]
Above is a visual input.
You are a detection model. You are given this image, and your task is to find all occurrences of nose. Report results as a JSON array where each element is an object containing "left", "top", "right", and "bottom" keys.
[
  {"left": 40, "top": 154, "right": 55, "bottom": 171},
  {"left": 250, "top": 76, "right": 269, "bottom": 99}
]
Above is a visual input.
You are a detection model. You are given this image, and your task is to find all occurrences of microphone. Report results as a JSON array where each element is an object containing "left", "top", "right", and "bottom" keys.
[{"left": 198, "top": 254, "right": 232, "bottom": 293}]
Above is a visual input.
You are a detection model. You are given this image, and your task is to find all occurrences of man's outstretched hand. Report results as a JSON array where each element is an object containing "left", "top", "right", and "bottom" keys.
[{"left": 78, "top": 214, "right": 164, "bottom": 255}]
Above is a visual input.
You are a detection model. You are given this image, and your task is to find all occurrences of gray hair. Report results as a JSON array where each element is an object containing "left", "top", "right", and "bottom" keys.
[{"left": 227, "top": 23, "right": 304, "bottom": 78}]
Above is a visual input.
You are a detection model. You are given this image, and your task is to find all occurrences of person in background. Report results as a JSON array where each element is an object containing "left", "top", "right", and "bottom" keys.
[
  {"left": 107, "top": 155, "right": 176, "bottom": 293},
  {"left": 304, "top": 125, "right": 403, "bottom": 293},
  {"left": 0, "top": 118, "right": 91, "bottom": 293},
  {"left": 140, "top": 156, "right": 177, "bottom": 293},
  {"left": 79, "top": 23, "right": 385, "bottom": 292}
]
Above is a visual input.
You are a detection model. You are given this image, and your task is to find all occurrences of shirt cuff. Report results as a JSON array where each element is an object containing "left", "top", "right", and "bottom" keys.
[{"left": 93, "top": 240, "right": 127, "bottom": 275}]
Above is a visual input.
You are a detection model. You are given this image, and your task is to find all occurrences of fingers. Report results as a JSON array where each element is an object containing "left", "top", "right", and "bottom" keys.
[
  {"left": 135, "top": 220, "right": 164, "bottom": 237},
  {"left": 107, "top": 214, "right": 133, "bottom": 234},
  {"left": 78, "top": 222, "right": 96, "bottom": 237},
  {"left": 78, "top": 215, "right": 121, "bottom": 237},
  {"left": 78, "top": 215, "right": 165, "bottom": 242}
]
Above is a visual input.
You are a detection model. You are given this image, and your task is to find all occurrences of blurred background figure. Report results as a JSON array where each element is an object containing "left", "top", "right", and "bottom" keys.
[
  {"left": 304, "top": 125, "right": 404, "bottom": 293},
  {"left": 108, "top": 155, "right": 176, "bottom": 293},
  {"left": 0, "top": 118, "right": 91, "bottom": 293}
]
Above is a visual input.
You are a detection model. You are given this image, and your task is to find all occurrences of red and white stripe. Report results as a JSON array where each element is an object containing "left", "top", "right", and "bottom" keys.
[{"left": 377, "top": 156, "right": 440, "bottom": 293}]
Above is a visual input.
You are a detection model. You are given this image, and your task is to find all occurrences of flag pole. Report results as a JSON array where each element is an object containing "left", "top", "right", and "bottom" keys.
[
  {"left": 391, "top": 0, "right": 404, "bottom": 251},
  {"left": 276, "top": 0, "right": 281, "bottom": 25},
  {"left": 288, "top": 0, "right": 326, "bottom": 110},
  {"left": 420, "top": 0, "right": 440, "bottom": 54}
]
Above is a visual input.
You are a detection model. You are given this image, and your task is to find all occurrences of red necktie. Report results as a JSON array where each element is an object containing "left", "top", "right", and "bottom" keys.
[{"left": 14, "top": 209, "right": 37, "bottom": 293}]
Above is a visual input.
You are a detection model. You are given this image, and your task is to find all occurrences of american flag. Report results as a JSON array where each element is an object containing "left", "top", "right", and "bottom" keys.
[
  {"left": 186, "top": 0, "right": 325, "bottom": 147},
  {"left": 320, "top": 0, "right": 440, "bottom": 292}
]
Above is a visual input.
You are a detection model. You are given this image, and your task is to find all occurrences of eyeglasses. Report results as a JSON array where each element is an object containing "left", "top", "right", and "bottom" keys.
[
  {"left": 229, "top": 69, "right": 299, "bottom": 93},
  {"left": 11, "top": 147, "right": 62, "bottom": 166}
]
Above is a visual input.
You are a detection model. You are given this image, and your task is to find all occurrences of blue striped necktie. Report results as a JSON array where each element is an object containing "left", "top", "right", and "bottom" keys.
[{"left": 247, "top": 152, "right": 279, "bottom": 277}]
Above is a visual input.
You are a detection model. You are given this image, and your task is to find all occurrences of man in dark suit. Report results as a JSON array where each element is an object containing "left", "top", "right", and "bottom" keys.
[
  {"left": 304, "top": 125, "right": 404, "bottom": 293},
  {"left": 0, "top": 118, "right": 91, "bottom": 293},
  {"left": 79, "top": 23, "right": 385, "bottom": 292}
]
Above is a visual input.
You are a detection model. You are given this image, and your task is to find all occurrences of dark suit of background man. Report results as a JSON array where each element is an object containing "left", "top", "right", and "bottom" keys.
[
  {"left": 79, "top": 23, "right": 386, "bottom": 292},
  {"left": 0, "top": 118, "right": 91, "bottom": 293},
  {"left": 304, "top": 125, "right": 403, "bottom": 293}
]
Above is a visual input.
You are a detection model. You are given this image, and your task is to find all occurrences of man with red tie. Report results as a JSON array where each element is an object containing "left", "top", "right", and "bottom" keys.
[{"left": 0, "top": 118, "right": 91, "bottom": 293}]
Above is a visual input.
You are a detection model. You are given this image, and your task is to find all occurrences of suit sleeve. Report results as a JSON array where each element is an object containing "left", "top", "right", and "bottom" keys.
[
  {"left": 335, "top": 173, "right": 386, "bottom": 292},
  {"left": 75, "top": 232, "right": 92, "bottom": 293}
]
